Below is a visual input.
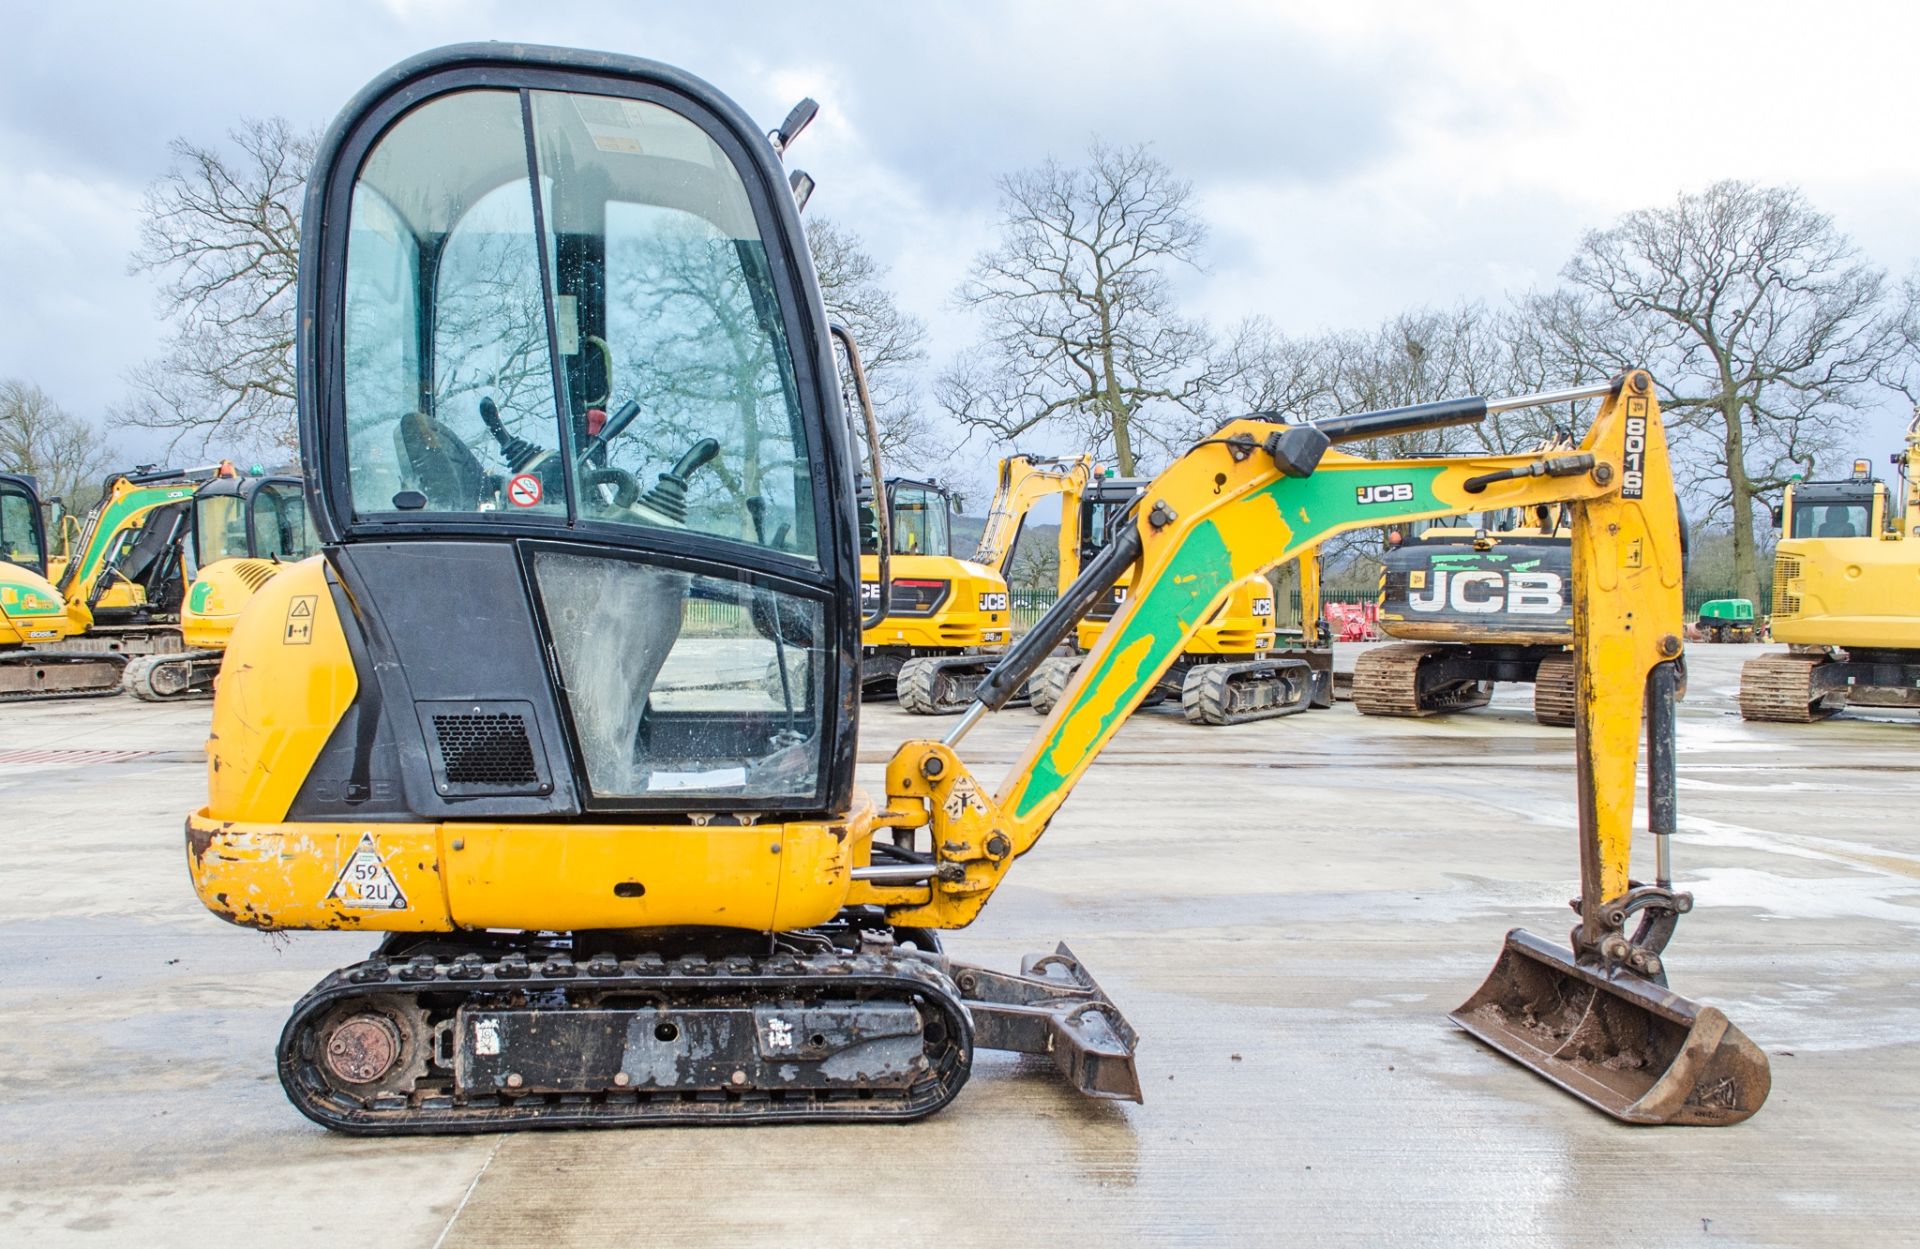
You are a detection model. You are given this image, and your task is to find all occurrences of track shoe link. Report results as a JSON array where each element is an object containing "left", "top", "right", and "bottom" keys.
[
  {"left": 1180, "top": 657, "right": 1315, "bottom": 726},
  {"left": 1738, "top": 653, "right": 1844, "bottom": 722},
  {"left": 898, "top": 654, "right": 1010, "bottom": 714},
  {"left": 0, "top": 651, "right": 128, "bottom": 702},
  {"left": 1027, "top": 655, "right": 1082, "bottom": 715}
]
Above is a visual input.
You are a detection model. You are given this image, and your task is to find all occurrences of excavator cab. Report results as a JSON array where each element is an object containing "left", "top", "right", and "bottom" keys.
[
  {"left": 0, "top": 472, "right": 71, "bottom": 654},
  {"left": 0, "top": 473, "right": 49, "bottom": 577},
  {"left": 291, "top": 46, "right": 856, "bottom": 811}
]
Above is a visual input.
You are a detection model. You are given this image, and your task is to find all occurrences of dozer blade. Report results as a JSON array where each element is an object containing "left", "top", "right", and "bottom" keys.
[
  {"left": 1451, "top": 929, "right": 1770, "bottom": 1126},
  {"left": 949, "top": 942, "right": 1143, "bottom": 1102}
]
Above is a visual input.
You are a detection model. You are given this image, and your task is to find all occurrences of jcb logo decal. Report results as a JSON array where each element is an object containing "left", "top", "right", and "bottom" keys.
[
  {"left": 1409, "top": 570, "right": 1565, "bottom": 615},
  {"left": 978, "top": 592, "right": 1009, "bottom": 613},
  {"left": 1356, "top": 483, "right": 1415, "bottom": 506}
]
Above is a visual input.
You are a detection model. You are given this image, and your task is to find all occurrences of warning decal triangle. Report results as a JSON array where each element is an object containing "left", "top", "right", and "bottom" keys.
[
  {"left": 290, "top": 598, "right": 314, "bottom": 617},
  {"left": 326, "top": 832, "right": 410, "bottom": 910}
]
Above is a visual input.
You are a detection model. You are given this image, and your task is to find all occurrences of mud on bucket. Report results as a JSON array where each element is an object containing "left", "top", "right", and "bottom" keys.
[{"left": 1451, "top": 929, "right": 1771, "bottom": 1126}]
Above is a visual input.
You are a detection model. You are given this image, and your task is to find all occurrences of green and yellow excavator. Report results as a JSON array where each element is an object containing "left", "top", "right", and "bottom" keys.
[{"left": 183, "top": 45, "right": 1766, "bottom": 1134}]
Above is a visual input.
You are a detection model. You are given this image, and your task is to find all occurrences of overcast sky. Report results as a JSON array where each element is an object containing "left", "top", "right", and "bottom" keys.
[{"left": 3, "top": 0, "right": 1917, "bottom": 485}]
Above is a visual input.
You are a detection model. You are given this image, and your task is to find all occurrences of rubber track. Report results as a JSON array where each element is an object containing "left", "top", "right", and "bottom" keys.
[
  {"left": 279, "top": 948, "right": 974, "bottom": 1135},
  {"left": 1180, "top": 659, "right": 1314, "bottom": 725},
  {"left": 1532, "top": 652, "right": 1576, "bottom": 727},
  {"left": 1027, "top": 656, "right": 1081, "bottom": 715},
  {"left": 122, "top": 651, "right": 221, "bottom": 702},
  {"left": 1739, "top": 653, "right": 1844, "bottom": 722},
  {"left": 897, "top": 655, "right": 993, "bottom": 715}
]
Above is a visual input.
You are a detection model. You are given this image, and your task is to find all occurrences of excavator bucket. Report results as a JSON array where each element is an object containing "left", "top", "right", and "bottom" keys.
[
  {"left": 950, "top": 943, "right": 1143, "bottom": 1102},
  {"left": 1451, "top": 929, "right": 1770, "bottom": 1126}
]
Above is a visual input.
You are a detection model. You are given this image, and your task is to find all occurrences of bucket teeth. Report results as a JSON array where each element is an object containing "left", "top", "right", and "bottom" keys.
[{"left": 1451, "top": 929, "right": 1771, "bottom": 1126}]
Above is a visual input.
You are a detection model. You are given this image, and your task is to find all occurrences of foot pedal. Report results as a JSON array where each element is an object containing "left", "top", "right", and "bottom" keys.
[
  {"left": 951, "top": 942, "right": 1143, "bottom": 1102},
  {"left": 1451, "top": 929, "right": 1770, "bottom": 1125}
]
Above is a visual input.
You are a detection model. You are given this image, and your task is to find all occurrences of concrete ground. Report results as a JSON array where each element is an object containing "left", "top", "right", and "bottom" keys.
[{"left": 1, "top": 643, "right": 1915, "bottom": 1247}]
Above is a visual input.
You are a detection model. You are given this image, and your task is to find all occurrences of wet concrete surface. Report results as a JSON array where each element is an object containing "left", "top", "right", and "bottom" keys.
[{"left": 0, "top": 643, "right": 1915, "bottom": 1246}]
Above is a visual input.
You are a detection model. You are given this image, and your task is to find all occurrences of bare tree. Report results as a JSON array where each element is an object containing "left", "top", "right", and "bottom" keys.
[
  {"left": 0, "top": 380, "right": 117, "bottom": 513},
  {"left": 122, "top": 117, "right": 314, "bottom": 455},
  {"left": 807, "top": 217, "right": 933, "bottom": 470},
  {"left": 937, "top": 140, "right": 1212, "bottom": 475},
  {"left": 1557, "top": 181, "right": 1897, "bottom": 601}
]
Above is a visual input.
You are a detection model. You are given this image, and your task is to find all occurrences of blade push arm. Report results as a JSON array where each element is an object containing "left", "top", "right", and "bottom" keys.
[{"left": 870, "top": 373, "right": 1683, "bottom": 941}]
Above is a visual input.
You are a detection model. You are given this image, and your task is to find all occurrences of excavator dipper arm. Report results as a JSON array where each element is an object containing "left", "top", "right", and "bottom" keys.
[{"left": 864, "top": 371, "right": 1770, "bottom": 1126}]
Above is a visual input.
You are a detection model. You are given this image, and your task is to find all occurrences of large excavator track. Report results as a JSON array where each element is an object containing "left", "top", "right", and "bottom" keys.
[
  {"left": 1180, "top": 657, "right": 1315, "bottom": 725},
  {"left": 279, "top": 943, "right": 975, "bottom": 1135},
  {"left": 122, "top": 650, "right": 222, "bottom": 702},
  {"left": 1350, "top": 643, "right": 1492, "bottom": 718},
  {"left": 1531, "top": 652, "right": 1576, "bottom": 727},
  {"left": 1739, "top": 653, "right": 1846, "bottom": 722},
  {"left": 898, "top": 653, "right": 1025, "bottom": 714}
]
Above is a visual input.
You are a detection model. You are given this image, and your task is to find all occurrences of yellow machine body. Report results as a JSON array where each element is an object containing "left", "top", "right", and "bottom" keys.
[
  {"left": 180, "top": 557, "right": 286, "bottom": 651},
  {"left": 1771, "top": 445, "right": 1920, "bottom": 650},
  {"left": 858, "top": 552, "right": 1010, "bottom": 650},
  {"left": 0, "top": 564, "right": 71, "bottom": 647}
]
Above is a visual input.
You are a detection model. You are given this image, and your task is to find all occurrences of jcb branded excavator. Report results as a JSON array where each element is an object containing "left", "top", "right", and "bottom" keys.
[
  {"left": 1355, "top": 506, "right": 1581, "bottom": 725},
  {"left": 185, "top": 44, "right": 1766, "bottom": 1133},
  {"left": 0, "top": 472, "right": 75, "bottom": 661},
  {"left": 890, "top": 453, "right": 1096, "bottom": 715},
  {"left": 1027, "top": 471, "right": 1327, "bottom": 724},
  {"left": 1741, "top": 415, "right": 1920, "bottom": 719},
  {"left": 0, "top": 465, "right": 208, "bottom": 698},
  {"left": 860, "top": 476, "right": 1012, "bottom": 714},
  {"left": 123, "top": 472, "right": 318, "bottom": 700}
]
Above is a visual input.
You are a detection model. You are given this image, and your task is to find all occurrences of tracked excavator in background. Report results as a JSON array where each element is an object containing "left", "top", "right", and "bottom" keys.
[
  {"left": 1026, "top": 471, "right": 1330, "bottom": 724},
  {"left": 1353, "top": 505, "right": 1582, "bottom": 725},
  {"left": 1741, "top": 415, "right": 1920, "bottom": 720},
  {"left": 868, "top": 456, "right": 1097, "bottom": 715},
  {"left": 0, "top": 465, "right": 211, "bottom": 699},
  {"left": 890, "top": 453, "right": 1096, "bottom": 715},
  {"left": 123, "top": 472, "right": 318, "bottom": 700},
  {"left": 185, "top": 43, "right": 1767, "bottom": 1134},
  {"left": 0, "top": 472, "right": 77, "bottom": 662}
]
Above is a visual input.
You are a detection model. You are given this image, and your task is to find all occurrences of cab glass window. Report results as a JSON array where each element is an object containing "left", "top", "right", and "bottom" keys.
[
  {"left": 1792, "top": 503, "right": 1869, "bottom": 540},
  {"left": 251, "top": 481, "right": 319, "bottom": 560},
  {"left": 343, "top": 88, "right": 559, "bottom": 519},
  {"left": 532, "top": 550, "right": 825, "bottom": 800},
  {"left": 889, "top": 485, "right": 950, "bottom": 557},
  {"left": 531, "top": 90, "right": 818, "bottom": 560},
  {"left": 0, "top": 484, "right": 44, "bottom": 574},
  {"left": 193, "top": 494, "right": 249, "bottom": 566}
]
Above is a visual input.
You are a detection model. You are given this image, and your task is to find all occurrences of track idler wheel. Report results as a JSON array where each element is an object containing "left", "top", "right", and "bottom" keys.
[{"left": 1451, "top": 929, "right": 1770, "bottom": 1126}]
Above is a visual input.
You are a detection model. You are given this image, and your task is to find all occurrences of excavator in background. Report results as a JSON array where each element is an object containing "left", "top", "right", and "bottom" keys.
[
  {"left": 1027, "top": 471, "right": 1329, "bottom": 724},
  {"left": 1354, "top": 505, "right": 1581, "bottom": 725},
  {"left": 859, "top": 476, "right": 1016, "bottom": 713},
  {"left": 1741, "top": 416, "right": 1920, "bottom": 720},
  {"left": 123, "top": 472, "right": 318, "bottom": 700},
  {"left": 0, "top": 465, "right": 208, "bottom": 698},
  {"left": 182, "top": 45, "right": 1766, "bottom": 1133},
  {"left": 0, "top": 471, "right": 78, "bottom": 667},
  {"left": 870, "top": 455, "right": 1097, "bottom": 715}
]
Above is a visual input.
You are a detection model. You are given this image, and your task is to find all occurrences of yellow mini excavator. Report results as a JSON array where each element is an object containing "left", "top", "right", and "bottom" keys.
[
  {"left": 0, "top": 472, "right": 76, "bottom": 662},
  {"left": 123, "top": 471, "right": 318, "bottom": 700},
  {"left": 1026, "top": 471, "right": 1329, "bottom": 724},
  {"left": 185, "top": 44, "right": 1766, "bottom": 1133},
  {"left": 892, "top": 452, "right": 1096, "bottom": 715},
  {"left": 1741, "top": 414, "right": 1920, "bottom": 719}
]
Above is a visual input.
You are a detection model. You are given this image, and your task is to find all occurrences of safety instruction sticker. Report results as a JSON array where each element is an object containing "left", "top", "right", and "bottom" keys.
[
  {"left": 326, "top": 833, "right": 409, "bottom": 910},
  {"left": 507, "top": 474, "right": 543, "bottom": 508},
  {"left": 284, "top": 595, "right": 316, "bottom": 645}
]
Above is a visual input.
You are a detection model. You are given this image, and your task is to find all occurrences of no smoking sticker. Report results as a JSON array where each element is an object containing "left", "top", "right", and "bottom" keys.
[{"left": 508, "top": 474, "right": 543, "bottom": 507}]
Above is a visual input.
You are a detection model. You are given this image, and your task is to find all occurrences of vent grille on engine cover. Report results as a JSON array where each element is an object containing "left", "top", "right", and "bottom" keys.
[
  {"left": 416, "top": 699, "right": 549, "bottom": 797},
  {"left": 1772, "top": 555, "right": 1801, "bottom": 618}
]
